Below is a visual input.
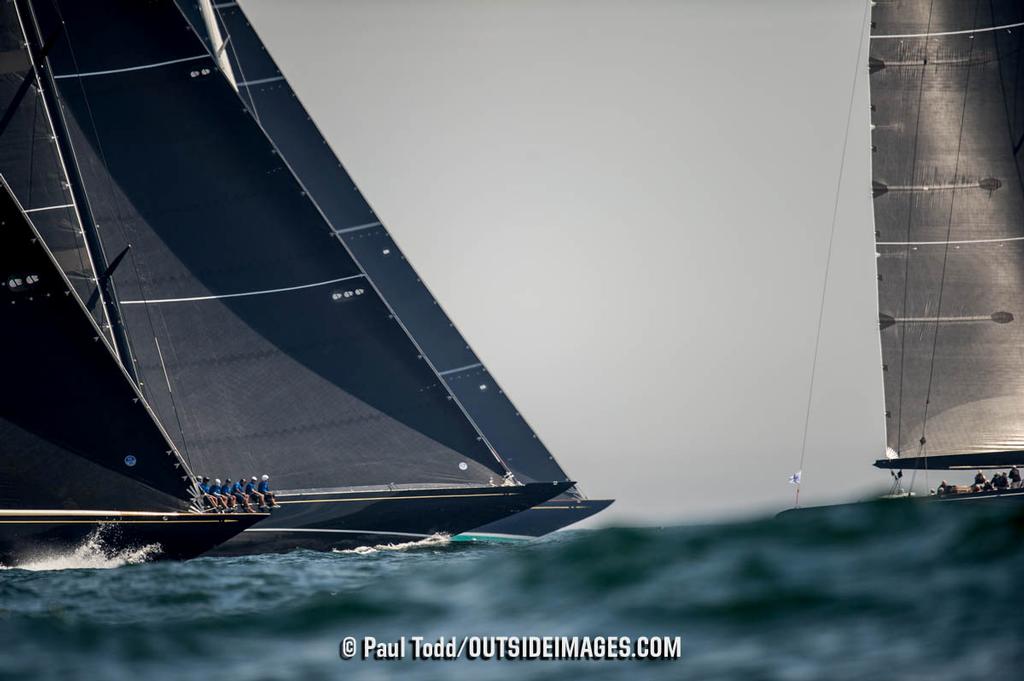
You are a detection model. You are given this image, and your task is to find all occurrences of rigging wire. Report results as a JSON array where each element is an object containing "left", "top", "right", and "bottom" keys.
[
  {"left": 894, "top": 0, "right": 936, "bottom": 472},
  {"left": 794, "top": 0, "right": 872, "bottom": 505},
  {"left": 918, "top": 0, "right": 982, "bottom": 476}
]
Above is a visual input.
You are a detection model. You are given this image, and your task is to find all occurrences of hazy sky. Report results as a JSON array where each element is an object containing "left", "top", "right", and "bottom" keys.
[{"left": 243, "top": 0, "right": 884, "bottom": 524}]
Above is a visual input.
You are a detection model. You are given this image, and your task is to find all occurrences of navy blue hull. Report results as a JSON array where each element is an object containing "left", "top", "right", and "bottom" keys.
[
  {"left": 778, "top": 488, "right": 1024, "bottom": 517},
  {"left": 456, "top": 496, "right": 614, "bottom": 540},
  {"left": 0, "top": 511, "right": 265, "bottom": 567},
  {"left": 209, "top": 482, "right": 573, "bottom": 554}
]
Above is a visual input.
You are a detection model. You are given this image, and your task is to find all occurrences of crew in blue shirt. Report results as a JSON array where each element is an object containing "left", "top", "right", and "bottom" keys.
[
  {"left": 219, "top": 479, "right": 237, "bottom": 510},
  {"left": 232, "top": 477, "right": 255, "bottom": 513},
  {"left": 244, "top": 477, "right": 264, "bottom": 509},
  {"left": 258, "top": 474, "right": 279, "bottom": 507},
  {"left": 198, "top": 476, "right": 222, "bottom": 511}
]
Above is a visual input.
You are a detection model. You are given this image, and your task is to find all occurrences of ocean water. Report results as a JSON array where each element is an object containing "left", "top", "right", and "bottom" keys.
[{"left": 1, "top": 500, "right": 1021, "bottom": 681}]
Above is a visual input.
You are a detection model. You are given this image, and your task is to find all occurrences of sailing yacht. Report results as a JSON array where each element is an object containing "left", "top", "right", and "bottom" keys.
[
  {"left": 869, "top": 0, "right": 1024, "bottom": 500},
  {"left": 1, "top": 0, "right": 571, "bottom": 556},
  {"left": 180, "top": 0, "right": 613, "bottom": 539}
]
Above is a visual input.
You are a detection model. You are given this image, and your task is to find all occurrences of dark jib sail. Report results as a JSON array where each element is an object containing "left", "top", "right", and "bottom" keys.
[
  {"left": 869, "top": 0, "right": 1024, "bottom": 472},
  {"left": 21, "top": 0, "right": 512, "bottom": 494},
  {"left": 0, "top": 178, "right": 263, "bottom": 564},
  {"left": 0, "top": 180, "right": 192, "bottom": 513}
]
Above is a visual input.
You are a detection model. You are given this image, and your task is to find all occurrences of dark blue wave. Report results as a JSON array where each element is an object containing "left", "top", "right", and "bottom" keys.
[{"left": 2, "top": 500, "right": 1022, "bottom": 681}]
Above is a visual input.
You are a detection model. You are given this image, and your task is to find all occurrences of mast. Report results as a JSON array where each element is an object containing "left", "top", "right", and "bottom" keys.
[
  {"left": 15, "top": 0, "right": 138, "bottom": 382},
  {"left": 198, "top": 0, "right": 237, "bottom": 91}
]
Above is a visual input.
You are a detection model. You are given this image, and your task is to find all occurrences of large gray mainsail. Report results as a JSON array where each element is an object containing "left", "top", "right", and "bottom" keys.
[
  {"left": 18, "top": 0, "right": 511, "bottom": 491},
  {"left": 870, "top": 0, "right": 1024, "bottom": 469},
  {"left": 177, "top": 0, "right": 572, "bottom": 485}
]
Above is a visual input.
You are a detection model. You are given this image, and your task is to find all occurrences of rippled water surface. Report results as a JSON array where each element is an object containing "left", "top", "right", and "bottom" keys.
[{"left": 2, "top": 500, "right": 1022, "bottom": 680}]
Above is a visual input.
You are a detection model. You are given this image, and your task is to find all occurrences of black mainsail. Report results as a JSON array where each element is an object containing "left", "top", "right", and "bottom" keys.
[
  {"left": 23, "top": 0, "right": 507, "bottom": 489},
  {"left": 869, "top": 0, "right": 1024, "bottom": 472},
  {"left": 175, "top": 1, "right": 611, "bottom": 535},
  {"left": 177, "top": 0, "right": 571, "bottom": 486},
  {"left": 6, "top": 0, "right": 570, "bottom": 550}
]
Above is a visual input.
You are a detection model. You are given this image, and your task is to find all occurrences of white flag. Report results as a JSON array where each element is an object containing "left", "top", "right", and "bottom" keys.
[{"left": 788, "top": 471, "right": 802, "bottom": 485}]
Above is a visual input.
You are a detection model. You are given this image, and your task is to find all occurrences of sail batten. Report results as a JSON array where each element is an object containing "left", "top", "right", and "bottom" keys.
[{"left": 870, "top": 0, "right": 1024, "bottom": 461}]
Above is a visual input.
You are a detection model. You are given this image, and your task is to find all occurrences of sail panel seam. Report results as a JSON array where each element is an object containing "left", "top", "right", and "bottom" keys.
[
  {"left": 237, "top": 75, "right": 284, "bottom": 87},
  {"left": 879, "top": 235, "right": 1024, "bottom": 245},
  {"left": 872, "top": 20, "right": 1024, "bottom": 40}
]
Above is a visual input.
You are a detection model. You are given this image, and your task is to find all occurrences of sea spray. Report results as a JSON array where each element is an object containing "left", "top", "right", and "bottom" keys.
[{"left": 0, "top": 526, "right": 161, "bottom": 572}]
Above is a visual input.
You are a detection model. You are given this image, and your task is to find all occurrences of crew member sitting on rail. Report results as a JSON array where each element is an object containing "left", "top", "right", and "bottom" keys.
[
  {"left": 208, "top": 478, "right": 223, "bottom": 503},
  {"left": 199, "top": 476, "right": 222, "bottom": 510},
  {"left": 219, "top": 479, "right": 237, "bottom": 509},
  {"left": 232, "top": 477, "right": 255, "bottom": 512},
  {"left": 1009, "top": 466, "right": 1022, "bottom": 489},
  {"left": 258, "top": 474, "right": 280, "bottom": 508},
  {"left": 993, "top": 472, "right": 1009, "bottom": 491},
  {"left": 974, "top": 470, "right": 988, "bottom": 487},
  {"left": 245, "top": 476, "right": 266, "bottom": 509}
]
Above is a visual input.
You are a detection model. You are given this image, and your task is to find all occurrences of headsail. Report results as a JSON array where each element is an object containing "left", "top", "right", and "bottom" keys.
[
  {"left": 178, "top": 0, "right": 572, "bottom": 484},
  {"left": 0, "top": 178, "right": 194, "bottom": 512},
  {"left": 20, "top": 0, "right": 509, "bottom": 492},
  {"left": 870, "top": 0, "right": 1024, "bottom": 468}
]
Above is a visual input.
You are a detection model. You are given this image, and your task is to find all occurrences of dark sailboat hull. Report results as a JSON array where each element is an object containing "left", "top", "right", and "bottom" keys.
[
  {"left": 778, "top": 488, "right": 1024, "bottom": 517},
  {"left": 210, "top": 481, "right": 573, "bottom": 554},
  {"left": 455, "top": 497, "right": 615, "bottom": 541},
  {"left": 0, "top": 510, "right": 265, "bottom": 567}
]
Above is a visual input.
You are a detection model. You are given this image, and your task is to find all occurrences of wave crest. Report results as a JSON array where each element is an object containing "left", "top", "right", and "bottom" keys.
[{"left": 332, "top": 533, "right": 450, "bottom": 555}]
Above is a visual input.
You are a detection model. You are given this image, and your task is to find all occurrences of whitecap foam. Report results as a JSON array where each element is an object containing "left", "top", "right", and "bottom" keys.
[{"left": 332, "top": 533, "right": 450, "bottom": 555}]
